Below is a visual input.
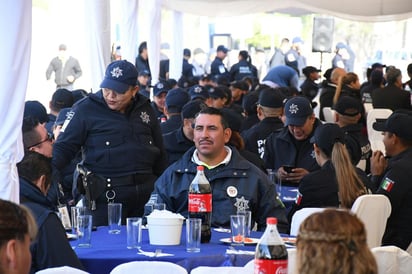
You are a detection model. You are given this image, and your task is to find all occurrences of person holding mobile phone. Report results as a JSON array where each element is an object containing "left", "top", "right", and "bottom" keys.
[{"left": 264, "top": 96, "right": 321, "bottom": 184}]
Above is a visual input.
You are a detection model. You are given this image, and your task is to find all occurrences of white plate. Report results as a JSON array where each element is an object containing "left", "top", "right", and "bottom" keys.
[{"left": 219, "top": 237, "right": 259, "bottom": 245}]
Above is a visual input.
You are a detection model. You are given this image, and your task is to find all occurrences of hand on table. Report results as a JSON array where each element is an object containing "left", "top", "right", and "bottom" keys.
[{"left": 277, "top": 167, "right": 308, "bottom": 183}]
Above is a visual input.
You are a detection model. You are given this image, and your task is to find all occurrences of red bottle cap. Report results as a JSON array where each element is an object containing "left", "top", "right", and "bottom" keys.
[
  {"left": 267, "top": 217, "right": 277, "bottom": 225},
  {"left": 197, "top": 166, "right": 204, "bottom": 171}
]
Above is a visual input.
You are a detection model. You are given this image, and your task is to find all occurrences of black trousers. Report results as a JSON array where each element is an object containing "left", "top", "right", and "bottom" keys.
[{"left": 85, "top": 174, "right": 157, "bottom": 226}]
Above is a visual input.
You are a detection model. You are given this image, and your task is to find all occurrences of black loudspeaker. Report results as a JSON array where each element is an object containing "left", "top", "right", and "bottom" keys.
[{"left": 312, "top": 18, "right": 334, "bottom": 53}]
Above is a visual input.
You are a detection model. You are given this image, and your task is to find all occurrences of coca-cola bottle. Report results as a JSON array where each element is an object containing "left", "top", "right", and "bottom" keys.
[
  {"left": 254, "top": 217, "right": 288, "bottom": 274},
  {"left": 188, "top": 165, "right": 212, "bottom": 243}
]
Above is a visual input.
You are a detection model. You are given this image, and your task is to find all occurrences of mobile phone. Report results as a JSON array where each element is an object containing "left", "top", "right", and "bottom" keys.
[{"left": 283, "top": 165, "right": 295, "bottom": 173}]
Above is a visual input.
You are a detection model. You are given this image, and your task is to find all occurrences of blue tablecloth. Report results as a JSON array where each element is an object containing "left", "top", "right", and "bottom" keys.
[{"left": 74, "top": 226, "right": 262, "bottom": 274}]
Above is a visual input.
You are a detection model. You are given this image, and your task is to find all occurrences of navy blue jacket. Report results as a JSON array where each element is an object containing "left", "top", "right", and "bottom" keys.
[
  {"left": 375, "top": 148, "right": 412, "bottom": 250},
  {"left": 52, "top": 91, "right": 167, "bottom": 177},
  {"left": 152, "top": 146, "right": 289, "bottom": 232},
  {"left": 242, "top": 117, "right": 284, "bottom": 158},
  {"left": 20, "top": 178, "right": 83, "bottom": 273},
  {"left": 162, "top": 127, "right": 194, "bottom": 166},
  {"left": 229, "top": 59, "right": 258, "bottom": 81},
  {"left": 160, "top": 115, "right": 182, "bottom": 135},
  {"left": 210, "top": 57, "right": 229, "bottom": 81},
  {"left": 263, "top": 119, "right": 321, "bottom": 172}
]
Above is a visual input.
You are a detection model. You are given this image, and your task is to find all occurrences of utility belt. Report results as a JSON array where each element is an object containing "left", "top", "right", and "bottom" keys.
[{"left": 76, "top": 164, "right": 150, "bottom": 211}]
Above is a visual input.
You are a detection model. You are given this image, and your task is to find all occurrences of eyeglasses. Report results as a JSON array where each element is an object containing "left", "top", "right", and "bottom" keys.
[{"left": 27, "top": 132, "right": 53, "bottom": 149}]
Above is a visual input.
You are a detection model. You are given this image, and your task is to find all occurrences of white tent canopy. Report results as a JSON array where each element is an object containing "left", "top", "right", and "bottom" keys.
[{"left": 1, "top": 0, "right": 412, "bottom": 202}]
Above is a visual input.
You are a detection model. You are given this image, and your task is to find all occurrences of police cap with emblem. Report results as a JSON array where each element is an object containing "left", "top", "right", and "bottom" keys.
[
  {"left": 284, "top": 96, "right": 313, "bottom": 126},
  {"left": 100, "top": 60, "right": 138, "bottom": 94}
]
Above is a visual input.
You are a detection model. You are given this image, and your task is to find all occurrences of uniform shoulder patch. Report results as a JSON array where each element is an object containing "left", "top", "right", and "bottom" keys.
[{"left": 380, "top": 177, "right": 395, "bottom": 192}]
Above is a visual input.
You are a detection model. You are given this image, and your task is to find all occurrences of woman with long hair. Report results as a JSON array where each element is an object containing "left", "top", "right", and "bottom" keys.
[
  {"left": 229, "top": 50, "right": 258, "bottom": 82},
  {"left": 333, "top": 72, "right": 362, "bottom": 105},
  {"left": 296, "top": 209, "right": 377, "bottom": 274},
  {"left": 287, "top": 123, "right": 372, "bottom": 221}
]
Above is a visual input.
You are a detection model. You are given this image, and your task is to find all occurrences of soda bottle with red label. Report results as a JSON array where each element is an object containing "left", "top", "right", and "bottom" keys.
[
  {"left": 188, "top": 165, "right": 212, "bottom": 243},
  {"left": 254, "top": 217, "right": 288, "bottom": 274}
]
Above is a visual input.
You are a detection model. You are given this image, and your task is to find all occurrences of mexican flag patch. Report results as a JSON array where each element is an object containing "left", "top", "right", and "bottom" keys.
[
  {"left": 381, "top": 177, "right": 395, "bottom": 192},
  {"left": 295, "top": 191, "right": 303, "bottom": 205}
]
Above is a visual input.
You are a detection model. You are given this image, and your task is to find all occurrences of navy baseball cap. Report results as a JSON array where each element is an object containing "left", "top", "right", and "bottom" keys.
[
  {"left": 54, "top": 108, "right": 72, "bottom": 126},
  {"left": 100, "top": 60, "right": 138, "bottom": 93},
  {"left": 216, "top": 45, "right": 229, "bottom": 53},
  {"left": 138, "top": 69, "right": 150, "bottom": 77},
  {"left": 258, "top": 88, "right": 286, "bottom": 108},
  {"left": 333, "top": 96, "right": 362, "bottom": 117},
  {"left": 284, "top": 96, "right": 313, "bottom": 126},
  {"left": 153, "top": 81, "right": 170, "bottom": 97},
  {"left": 242, "top": 92, "right": 259, "bottom": 114},
  {"left": 51, "top": 88, "right": 74, "bottom": 109},
  {"left": 310, "top": 123, "right": 345, "bottom": 157},
  {"left": 181, "top": 100, "right": 206, "bottom": 119},
  {"left": 165, "top": 88, "right": 190, "bottom": 112},
  {"left": 373, "top": 112, "right": 412, "bottom": 140},
  {"left": 208, "top": 85, "right": 230, "bottom": 99},
  {"left": 24, "top": 101, "right": 49, "bottom": 123},
  {"left": 189, "top": 85, "right": 209, "bottom": 100}
]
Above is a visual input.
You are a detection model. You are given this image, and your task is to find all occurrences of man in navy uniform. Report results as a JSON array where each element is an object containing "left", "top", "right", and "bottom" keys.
[
  {"left": 160, "top": 88, "right": 190, "bottom": 134},
  {"left": 151, "top": 107, "right": 288, "bottom": 232},
  {"left": 242, "top": 88, "right": 285, "bottom": 158},
  {"left": 264, "top": 96, "right": 321, "bottom": 184},
  {"left": 52, "top": 60, "right": 167, "bottom": 226},
  {"left": 210, "top": 45, "right": 230, "bottom": 82},
  {"left": 370, "top": 111, "right": 412, "bottom": 250}
]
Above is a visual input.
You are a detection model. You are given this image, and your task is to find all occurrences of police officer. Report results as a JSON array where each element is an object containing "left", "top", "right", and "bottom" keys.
[
  {"left": 151, "top": 80, "right": 171, "bottom": 122},
  {"left": 152, "top": 107, "right": 288, "bottom": 232},
  {"left": 241, "top": 88, "right": 285, "bottom": 158},
  {"left": 264, "top": 96, "right": 321, "bottom": 184},
  {"left": 52, "top": 60, "right": 168, "bottom": 226},
  {"left": 287, "top": 124, "right": 372, "bottom": 223},
  {"left": 333, "top": 96, "right": 371, "bottom": 168},
  {"left": 210, "top": 45, "right": 230, "bottom": 82},
  {"left": 300, "top": 66, "right": 321, "bottom": 101},
  {"left": 229, "top": 50, "right": 258, "bottom": 82},
  {"left": 370, "top": 111, "right": 412, "bottom": 250},
  {"left": 160, "top": 87, "right": 190, "bottom": 134},
  {"left": 162, "top": 100, "right": 206, "bottom": 166}
]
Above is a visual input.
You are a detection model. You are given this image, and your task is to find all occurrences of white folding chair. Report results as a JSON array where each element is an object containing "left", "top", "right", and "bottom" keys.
[
  {"left": 322, "top": 107, "right": 335, "bottom": 123},
  {"left": 191, "top": 266, "right": 250, "bottom": 274},
  {"left": 290, "top": 208, "right": 325, "bottom": 236},
  {"left": 244, "top": 249, "right": 296, "bottom": 274},
  {"left": 366, "top": 108, "right": 392, "bottom": 151},
  {"left": 371, "top": 245, "right": 412, "bottom": 274},
  {"left": 351, "top": 194, "right": 391, "bottom": 248},
  {"left": 363, "top": 103, "right": 373, "bottom": 115},
  {"left": 35, "top": 266, "right": 89, "bottom": 274},
  {"left": 110, "top": 261, "right": 187, "bottom": 274}
]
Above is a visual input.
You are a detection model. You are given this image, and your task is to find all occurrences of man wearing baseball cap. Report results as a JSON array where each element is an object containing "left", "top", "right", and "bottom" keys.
[
  {"left": 264, "top": 96, "right": 321, "bottom": 184},
  {"left": 53, "top": 60, "right": 167, "bottom": 226},
  {"left": 210, "top": 45, "right": 230, "bottom": 82},
  {"left": 370, "top": 111, "right": 412, "bottom": 250}
]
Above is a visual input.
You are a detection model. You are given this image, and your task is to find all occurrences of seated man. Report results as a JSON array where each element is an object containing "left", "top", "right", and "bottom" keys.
[
  {"left": 0, "top": 199, "right": 37, "bottom": 274},
  {"left": 370, "top": 111, "right": 412, "bottom": 250},
  {"left": 333, "top": 96, "right": 371, "bottom": 169},
  {"left": 17, "top": 152, "right": 84, "bottom": 272},
  {"left": 264, "top": 96, "right": 321, "bottom": 184},
  {"left": 151, "top": 107, "right": 288, "bottom": 232}
]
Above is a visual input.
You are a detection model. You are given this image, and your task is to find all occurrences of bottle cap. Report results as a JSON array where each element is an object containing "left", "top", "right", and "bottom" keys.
[
  {"left": 197, "top": 166, "right": 204, "bottom": 171},
  {"left": 267, "top": 217, "right": 277, "bottom": 225}
]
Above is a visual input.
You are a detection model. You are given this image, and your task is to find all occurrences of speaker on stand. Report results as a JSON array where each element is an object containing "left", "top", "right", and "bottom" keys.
[{"left": 312, "top": 17, "right": 334, "bottom": 71}]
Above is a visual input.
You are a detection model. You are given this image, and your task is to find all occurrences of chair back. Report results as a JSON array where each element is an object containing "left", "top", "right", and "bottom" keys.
[
  {"left": 290, "top": 208, "right": 325, "bottom": 236},
  {"left": 351, "top": 194, "right": 391, "bottom": 248},
  {"left": 110, "top": 261, "right": 187, "bottom": 274},
  {"left": 366, "top": 108, "right": 392, "bottom": 151},
  {"left": 322, "top": 107, "right": 335, "bottom": 123},
  {"left": 371, "top": 245, "right": 412, "bottom": 274},
  {"left": 35, "top": 266, "right": 89, "bottom": 274}
]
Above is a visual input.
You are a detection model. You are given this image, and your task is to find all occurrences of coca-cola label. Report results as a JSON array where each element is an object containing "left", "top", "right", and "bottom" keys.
[
  {"left": 254, "top": 259, "right": 288, "bottom": 274},
  {"left": 188, "top": 194, "right": 212, "bottom": 212}
]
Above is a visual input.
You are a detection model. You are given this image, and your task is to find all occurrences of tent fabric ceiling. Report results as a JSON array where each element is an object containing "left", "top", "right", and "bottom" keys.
[{"left": 162, "top": 0, "right": 412, "bottom": 22}]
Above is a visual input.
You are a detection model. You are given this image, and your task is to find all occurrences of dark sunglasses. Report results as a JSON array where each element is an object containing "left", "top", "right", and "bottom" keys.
[{"left": 27, "top": 132, "right": 53, "bottom": 149}]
